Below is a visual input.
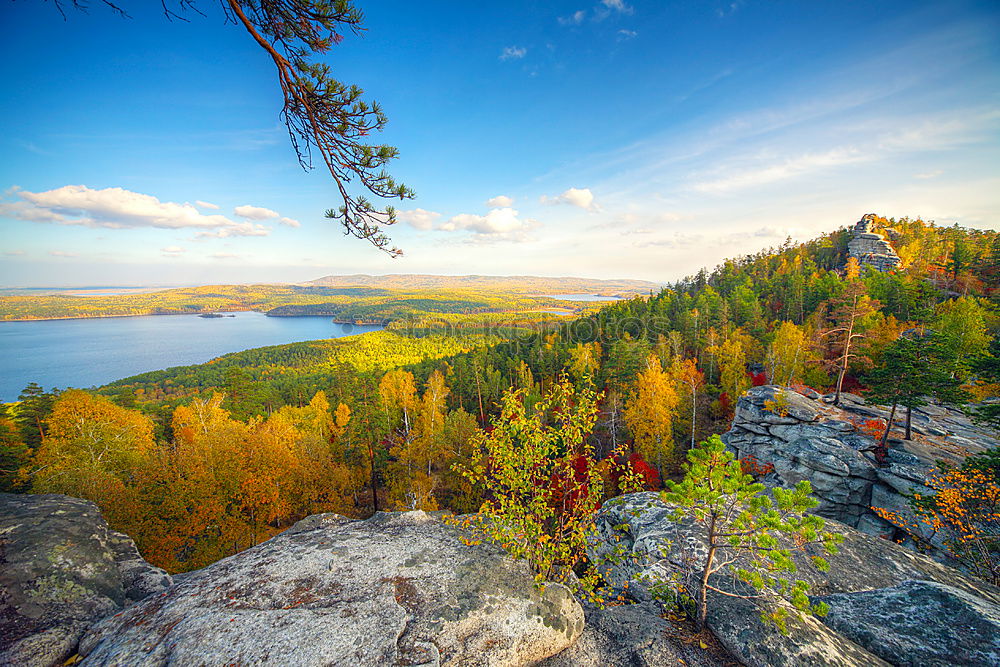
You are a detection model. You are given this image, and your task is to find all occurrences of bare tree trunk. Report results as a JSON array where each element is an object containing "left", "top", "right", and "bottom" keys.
[
  {"left": 690, "top": 384, "right": 697, "bottom": 449},
  {"left": 697, "top": 516, "right": 718, "bottom": 631},
  {"left": 880, "top": 401, "right": 897, "bottom": 449},
  {"left": 368, "top": 443, "right": 380, "bottom": 513},
  {"left": 905, "top": 405, "right": 913, "bottom": 440}
]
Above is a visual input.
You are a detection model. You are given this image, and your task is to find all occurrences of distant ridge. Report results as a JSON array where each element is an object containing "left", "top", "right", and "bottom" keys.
[{"left": 301, "top": 274, "right": 660, "bottom": 295}]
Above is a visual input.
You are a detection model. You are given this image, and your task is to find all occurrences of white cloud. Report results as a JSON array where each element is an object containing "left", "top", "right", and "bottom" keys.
[
  {"left": 210, "top": 252, "right": 240, "bottom": 260},
  {"left": 500, "top": 46, "right": 527, "bottom": 61},
  {"left": 195, "top": 200, "right": 219, "bottom": 210},
  {"left": 439, "top": 207, "right": 539, "bottom": 242},
  {"left": 914, "top": 170, "right": 944, "bottom": 180},
  {"left": 397, "top": 208, "right": 441, "bottom": 231},
  {"left": 618, "top": 29, "right": 637, "bottom": 40},
  {"left": 49, "top": 250, "right": 77, "bottom": 257},
  {"left": 278, "top": 217, "right": 301, "bottom": 227},
  {"left": 161, "top": 246, "right": 186, "bottom": 256},
  {"left": 0, "top": 185, "right": 272, "bottom": 238},
  {"left": 4, "top": 250, "right": 25, "bottom": 256},
  {"left": 486, "top": 195, "right": 514, "bottom": 208},
  {"left": 234, "top": 204, "right": 280, "bottom": 220},
  {"left": 601, "top": 0, "right": 633, "bottom": 15},
  {"left": 558, "top": 10, "right": 586, "bottom": 26},
  {"left": 540, "top": 187, "right": 599, "bottom": 211}
]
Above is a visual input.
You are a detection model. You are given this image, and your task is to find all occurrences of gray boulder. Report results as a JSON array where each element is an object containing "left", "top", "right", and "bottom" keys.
[
  {"left": 539, "top": 601, "right": 727, "bottom": 667},
  {"left": 817, "top": 580, "right": 1000, "bottom": 667},
  {"left": 0, "top": 493, "right": 171, "bottom": 667},
  {"left": 589, "top": 492, "right": 1000, "bottom": 667},
  {"left": 78, "top": 510, "right": 584, "bottom": 666}
]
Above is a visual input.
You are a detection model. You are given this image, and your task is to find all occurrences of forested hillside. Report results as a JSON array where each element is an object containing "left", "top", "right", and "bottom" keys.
[
  {"left": 2, "top": 215, "right": 998, "bottom": 574},
  {"left": 0, "top": 282, "right": 636, "bottom": 322}
]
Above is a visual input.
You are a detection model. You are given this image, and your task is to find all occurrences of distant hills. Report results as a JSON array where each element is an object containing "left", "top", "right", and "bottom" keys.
[{"left": 301, "top": 274, "right": 660, "bottom": 296}]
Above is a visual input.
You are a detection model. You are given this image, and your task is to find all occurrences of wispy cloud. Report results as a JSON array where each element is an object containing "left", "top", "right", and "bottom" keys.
[
  {"left": 602, "top": 0, "right": 633, "bottom": 14},
  {"left": 716, "top": 1, "right": 744, "bottom": 18},
  {"left": 558, "top": 10, "right": 586, "bottom": 26},
  {"left": 690, "top": 147, "right": 870, "bottom": 194},
  {"left": 210, "top": 252, "right": 240, "bottom": 260},
  {"left": 195, "top": 200, "right": 219, "bottom": 210},
  {"left": 49, "top": 250, "right": 77, "bottom": 258},
  {"left": 161, "top": 246, "right": 186, "bottom": 256},
  {"left": 500, "top": 46, "right": 527, "bottom": 61},
  {"left": 4, "top": 250, "right": 25, "bottom": 256}
]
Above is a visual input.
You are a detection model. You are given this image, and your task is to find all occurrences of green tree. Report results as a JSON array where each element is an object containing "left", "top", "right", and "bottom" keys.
[
  {"left": 51, "top": 0, "right": 413, "bottom": 255},
  {"left": 453, "top": 375, "right": 631, "bottom": 599},
  {"left": 14, "top": 382, "right": 56, "bottom": 450},
  {"left": 659, "top": 435, "right": 842, "bottom": 631},
  {"left": 0, "top": 405, "right": 29, "bottom": 492},
  {"left": 865, "top": 332, "right": 967, "bottom": 443},
  {"left": 933, "top": 297, "right": 992, "bottom": 375}
]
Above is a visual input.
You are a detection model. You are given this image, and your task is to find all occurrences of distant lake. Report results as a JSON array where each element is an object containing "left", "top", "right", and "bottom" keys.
[
  {"left": 0, "top": 312, "right": 382, "bottom": 402},
  {"left": 541, "top": 293, "right": 624, "bottom": 302}
]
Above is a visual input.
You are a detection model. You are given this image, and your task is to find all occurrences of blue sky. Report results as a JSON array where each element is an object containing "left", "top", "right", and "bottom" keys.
[{"left": 1, "top": 0, "right": 998, "bottom": 286}]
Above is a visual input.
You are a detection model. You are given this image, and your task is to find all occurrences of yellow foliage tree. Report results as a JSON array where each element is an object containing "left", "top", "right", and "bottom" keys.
[
  {"left": 389, "top": 370, "right": 452, "bottom": 510},
  {"left": 624, "top": 355, "right": 680, "bottom": 472},
  {"left": 31, "top": 390, "right": 154, "bottom": 521},
  {"left": 709, "top": 328, "right": 754, "bottom": 403},
  {"left": 378, "top": 369, "right": 417, "bottom": 433},
  {"left": 766, "top": 321, "right": 812, "bottom": 387}
]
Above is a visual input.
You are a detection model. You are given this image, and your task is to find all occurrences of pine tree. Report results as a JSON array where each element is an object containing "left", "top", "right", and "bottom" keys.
[{"left": 659, "top": 435, "right": 842, "bottom": 631}]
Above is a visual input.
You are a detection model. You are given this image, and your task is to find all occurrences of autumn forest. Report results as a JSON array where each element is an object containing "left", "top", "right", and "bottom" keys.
[{"left": 2, "top": 215, "right": 999, "bottom": 576}]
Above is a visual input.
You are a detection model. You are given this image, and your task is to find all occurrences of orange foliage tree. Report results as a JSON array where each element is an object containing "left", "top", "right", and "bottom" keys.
[{"left": 873, "top": 464, "right": 1000, "bottom": 585}]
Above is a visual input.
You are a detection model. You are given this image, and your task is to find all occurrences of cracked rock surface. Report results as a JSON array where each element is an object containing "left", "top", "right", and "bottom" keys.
[
  {"left": 590, "top": 493, "right": 1000, "bottom": 667},
  {"left": 78, "top": 511, "right": 583, "bottom": 666},
  {"left": 0, "top": 493, "right": 171, "bottom": 667}
]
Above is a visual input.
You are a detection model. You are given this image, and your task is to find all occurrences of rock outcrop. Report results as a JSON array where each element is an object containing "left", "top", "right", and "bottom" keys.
[
  {"left": 0, "top": 493, "right": 171, "bottom": 667},
  {"left": 539, "top": 602, "right": 726, "bottom": 667},
  {"left": 848, "top": 213, "right": 901, "bottom": 272},
  {"left": 590, "top": 492, "right": 1000, "bottom": 667},
  {"left": 78, "top": 511, "right": 584, "bottom": 666},
  {"left": 722, "top": 385, "right": 996, "bottom": 540}
]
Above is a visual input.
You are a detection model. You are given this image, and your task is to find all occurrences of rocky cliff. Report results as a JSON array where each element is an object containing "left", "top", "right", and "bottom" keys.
[
  {"left": 0, "top": 494, "right": 171, "bottom": 667},
  {"left": 591, "top": 492, "right": 1000, "bottom": 667},
  {"left": 847, "top": 213, "right": 902, "bottom": 271},
  {"left": 722, "top": 384, "right": 996, "bottom": 540}
]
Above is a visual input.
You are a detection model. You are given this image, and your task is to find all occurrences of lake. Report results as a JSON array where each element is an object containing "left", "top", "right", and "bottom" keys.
[
  {"left": 541, "top": 293, "right": 624, "bottom": 302},
  {"left": 0, "top": 312, "right": 382, "bottom": 402}
]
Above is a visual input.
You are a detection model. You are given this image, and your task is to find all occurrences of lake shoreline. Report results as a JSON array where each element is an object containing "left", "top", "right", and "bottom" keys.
[{"left": 0, "top": 312, "right": 384, "bottom": 402}]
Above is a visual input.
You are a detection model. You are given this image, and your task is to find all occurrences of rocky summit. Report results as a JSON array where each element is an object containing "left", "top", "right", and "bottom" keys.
[
  {"left": 847, "top": 213, "right": 902, "bottom": 272},
  {"left": 3, "top": 488, "right": 999, "bottom": 666},
  {"left": 78, "top": 510, "right": 583, "bottom": 667}
]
